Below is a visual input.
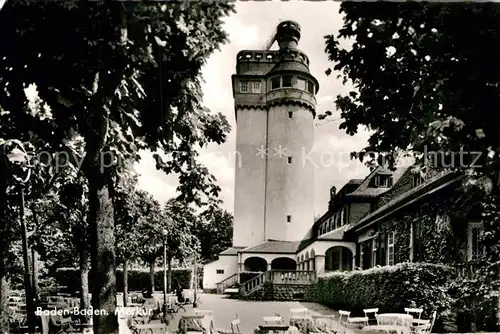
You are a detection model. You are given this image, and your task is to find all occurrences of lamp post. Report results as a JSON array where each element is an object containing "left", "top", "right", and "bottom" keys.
[
  {"left": 161, "top": 228, "right": 168, "bottom": 323},
  {"left": 193, "top": 254, "right": 197, "bottom": 308},
  {"left": 2, "top": 139, "right": 35, "bottom": 333}
]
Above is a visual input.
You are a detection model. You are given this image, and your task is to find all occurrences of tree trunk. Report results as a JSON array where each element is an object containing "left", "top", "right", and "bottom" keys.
[
  {"left": 167, "top": 256, "right": 172, "bottom": 294},
  {"left": 32, "top": 248, "right": 39, "bottom": 304},
  {"left": 79, "top": 246, "right": 91, "bottom": 324},
  {"left": 123, "top": 259, "right": 128, "bottom": 307},
  {"left": 149, "top": 259, "right": 155, "bottom": 295},
  {"left": 0, "top": 155, "right": 10, "bottom": 334},
  {"left": 87, "top": 165, "right": 118, "bottom": 333},
  {"left": 0, "top": 267, "right": 9, "bottom": 334}
]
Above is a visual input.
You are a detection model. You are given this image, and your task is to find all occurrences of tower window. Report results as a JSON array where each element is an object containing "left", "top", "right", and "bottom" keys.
[
  {"left": 286, "top": 215, "right": 292, "bottom": 223},
  {"left": 282, "top": 75, "right": 292, "bottom": 87},
  {"left": 240, "top": 81, "right": 249, "bottom": 93},
  {"left": 216, "top": 269, "right": 224, "bottom": 274},
  {"left": 296, "top": 78, "right": 306, "bottom": 90},
  {"left": 307, "top": 81, "right": 314, "bottom": 94},
  {"left": 251, "top": 81, "right": 261, "bottom": 93},
  {"left": 271, "top": 77, "right": 281, "bottom": 90},
  {"left": 288, "top": 111, "right": 293, "bottom": 119},
  {"left": 287, "top": 157, "right": 292, "bottom": 164}
]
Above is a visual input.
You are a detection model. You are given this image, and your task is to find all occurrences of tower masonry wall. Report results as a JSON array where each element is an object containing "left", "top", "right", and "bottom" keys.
[
  {"left": 265, "top": 104, "right": 315, "bottom": 242},
  {"left": 232, "top": 107, "right": 268, "bottom": 248}
]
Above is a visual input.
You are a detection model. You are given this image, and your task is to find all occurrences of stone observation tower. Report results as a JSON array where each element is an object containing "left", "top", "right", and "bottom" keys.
[{"left": 231, "top": 21, "right": 319, "bottom": 248}]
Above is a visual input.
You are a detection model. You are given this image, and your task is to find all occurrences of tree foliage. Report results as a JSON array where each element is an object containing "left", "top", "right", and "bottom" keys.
[
  {"left": 197, "top": 207, "right": 233, "bottom": 263},
  {"left": 0, "top": 1, "right": 234, "bottom": 332},
  {"left": 325, "top": 3, "right": 500, "bottom": 176},
  {"left": 325, "top": 2, "right": 500, "bottom": 324}
]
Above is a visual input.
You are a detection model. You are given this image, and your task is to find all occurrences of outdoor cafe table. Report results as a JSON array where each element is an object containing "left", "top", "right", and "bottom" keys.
[
  {"left": 376, "top": 314, "right": 413, "bottom": 327},
  {"left": 289, "top": 316, "right": 327, "bottom": 334},
  {"left": 362, "top": 325, "right": 410, "bottom": 334},
  {"left": 255, "top": 325, "right": 300, "bottom": 334},
  {"left": 133, "top": 323, "right": 168, "bottom": 334},
  {"left": 179, "top": 314, "right": 215, "bottom": 334},
  {"left": 263, "top": 316, "right": 283, "bottom": 324}
]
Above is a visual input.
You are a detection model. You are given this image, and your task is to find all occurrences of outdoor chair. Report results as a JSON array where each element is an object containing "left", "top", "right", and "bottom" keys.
[
  {"left": 310, "top": 315, "right": 338, "bottom": 334},
  {"left": 411, "top": 322, "right": 431, "bottom": 334},
  {"left": 363, "top": 309, "right": 379, "bottom": 326},
  {"left": 290, "top": 308, "right": 309, "bottom": 317},
  {"left": 50, "top": 314, "right": 74, "bottom": 333},
  {"left": 404, "top": 308, "right": 423, "bottom": 321},
  {"left": 217, "top": 314, "right": 242, "bottom": 334},
  {"left": 410, "top": 311, "right": 435, "bottom": 334},
  {"left": 344, "top": 309, "right": 369, "bottom": 327},
  {"left": 338, "top": 310, "right": 362, "bottom": 334}
]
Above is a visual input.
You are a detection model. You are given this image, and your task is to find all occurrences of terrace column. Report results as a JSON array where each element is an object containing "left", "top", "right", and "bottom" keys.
[
  {"left": 309, "top": 259, "right": 315, "bottom": 271},
  {"left": 267, "top": 263, "right": 272, "bottom": 271},
  {"left": 314, "top": 255, "right": 325, "bottom": 276}
]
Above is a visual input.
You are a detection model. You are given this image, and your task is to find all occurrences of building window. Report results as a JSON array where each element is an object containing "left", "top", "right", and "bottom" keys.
[
  {"left": 240, "top": 81, "right": 249, "bottom": 93},
  {"left": 287, "top": 215, "right": 292, "bottom": 223},
  {"left": 343, "top": 206, "right": 348, "bottom": 225},
  {"left": 379, "top": 233, "right": 387, "bottom": 266},
  {"left": 412, "top": 220, "right": 422, "bottom": 262},
  {"left": 271, "top": 77, "right": 281, "bottom": 90},
  {"left": 282, "top": 75, "right": 292, "bottom": 87},
  {"left": 468, "top": 222, "right": 484, "bottom": 261},
  {"left": 216, "top": 269, "right": 224, "bottom": 274},
  {"left": 287, "top": 156, "right": 292, "bottom": 164},
  {"left": 372, "top": 236, "right": 378, "bottom": 267},
  {"left": 251, "top": 81, "right": 261, "bottom": 93},
  {"left": 360, "top": 240, "right": 372, "bottom": 269},
  {"left": 339, "top": 208, "right": 344, "bottom": 226},
  {"left": 288, "top": 111, "right": 293, "bottom": 119},
  {"left": 413, "top": 174, "right": 425, "bottom": 188},
  {"left": 436, "top": 214, "right": 450, "bottom": 232},
  {"left": 387, "top": 231, "right": 395, "bottom": 265},
  {"left": 296, "top": 78, "right": 307, "bottom": 90},
  {"left": 374, "top": 175, "right": 393, "bottom": 187},
  {"left": 307, "top": 81, "right": 314, "bottom": 94}
]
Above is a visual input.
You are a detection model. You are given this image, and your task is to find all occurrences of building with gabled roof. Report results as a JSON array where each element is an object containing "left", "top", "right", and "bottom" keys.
[{"left": 203, "top": 20, "right": 487, "bottom": 302}]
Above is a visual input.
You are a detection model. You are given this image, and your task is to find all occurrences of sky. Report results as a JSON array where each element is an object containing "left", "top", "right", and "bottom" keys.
[{"left": 135, "top": 2, "right": 373, "bottom": 216}]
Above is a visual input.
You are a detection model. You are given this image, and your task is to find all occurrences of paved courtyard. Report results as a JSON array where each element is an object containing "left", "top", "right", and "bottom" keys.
[
  {"left": 119, "top": 293, "right": 339, "bottom": 333},
  {"left": 166, "top": 294, "right": 338, "bottom": 333}
]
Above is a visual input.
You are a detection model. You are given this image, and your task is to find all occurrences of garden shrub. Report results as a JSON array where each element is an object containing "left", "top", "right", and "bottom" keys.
[
  {"left": 447, "top": 277, "right": 499, "bottom": 332},
  {"left": 307, "top": 263, "right": 455, "bottom": 331},
  {"left": 53, "top": 267, "right": 192, "bottom": 293}
]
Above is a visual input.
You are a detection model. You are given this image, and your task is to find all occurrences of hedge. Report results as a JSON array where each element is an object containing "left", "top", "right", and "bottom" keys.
[
  {"left": 306, "top": 263, "right": 455, "bottom": 331},
  {"left": 53, "top": 268, "right": 192, "bottom": 294}
]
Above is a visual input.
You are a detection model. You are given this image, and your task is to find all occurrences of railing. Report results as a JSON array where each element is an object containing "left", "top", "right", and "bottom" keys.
[
  {"left": 216, "top": 274, "right": 239, "bottom": 294},
  {"left": 270, "top": 270, "right": 316, "bottom": 284},
  {"left": 455, "top": 262, "right": 482, "bottom": 279},
  {"left": 240, "top": 270, "right": 316, "bottom": 296},
  {"left": 240, "top": 271, "right": 271, "bottom": 296}
]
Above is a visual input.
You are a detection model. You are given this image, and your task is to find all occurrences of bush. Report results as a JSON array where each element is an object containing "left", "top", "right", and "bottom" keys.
[
  {"left": 307, "top": 263, "right": 454, "bottom": 329},
  {"left": 53, "top": 268, "right": 192, "bottom": 293},
  {"left": 448, "top": 277, "right": 499, "bottom": 332}
]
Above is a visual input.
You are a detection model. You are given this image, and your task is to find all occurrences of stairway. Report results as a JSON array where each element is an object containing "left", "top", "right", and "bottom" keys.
[
  {"left": 216, "top": 273, "right": 239, "bottom": 294},
  {"left": 239, "top": 270, "right": 316, "bottom": 298}
]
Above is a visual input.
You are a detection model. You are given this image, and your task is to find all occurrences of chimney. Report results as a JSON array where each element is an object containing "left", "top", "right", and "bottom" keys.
[
  {"left": 329, "top": 186, "right": 336, "bottom": 209},
  {"left": 276, "top": 20, "right": 301, "bottom": 50}
]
